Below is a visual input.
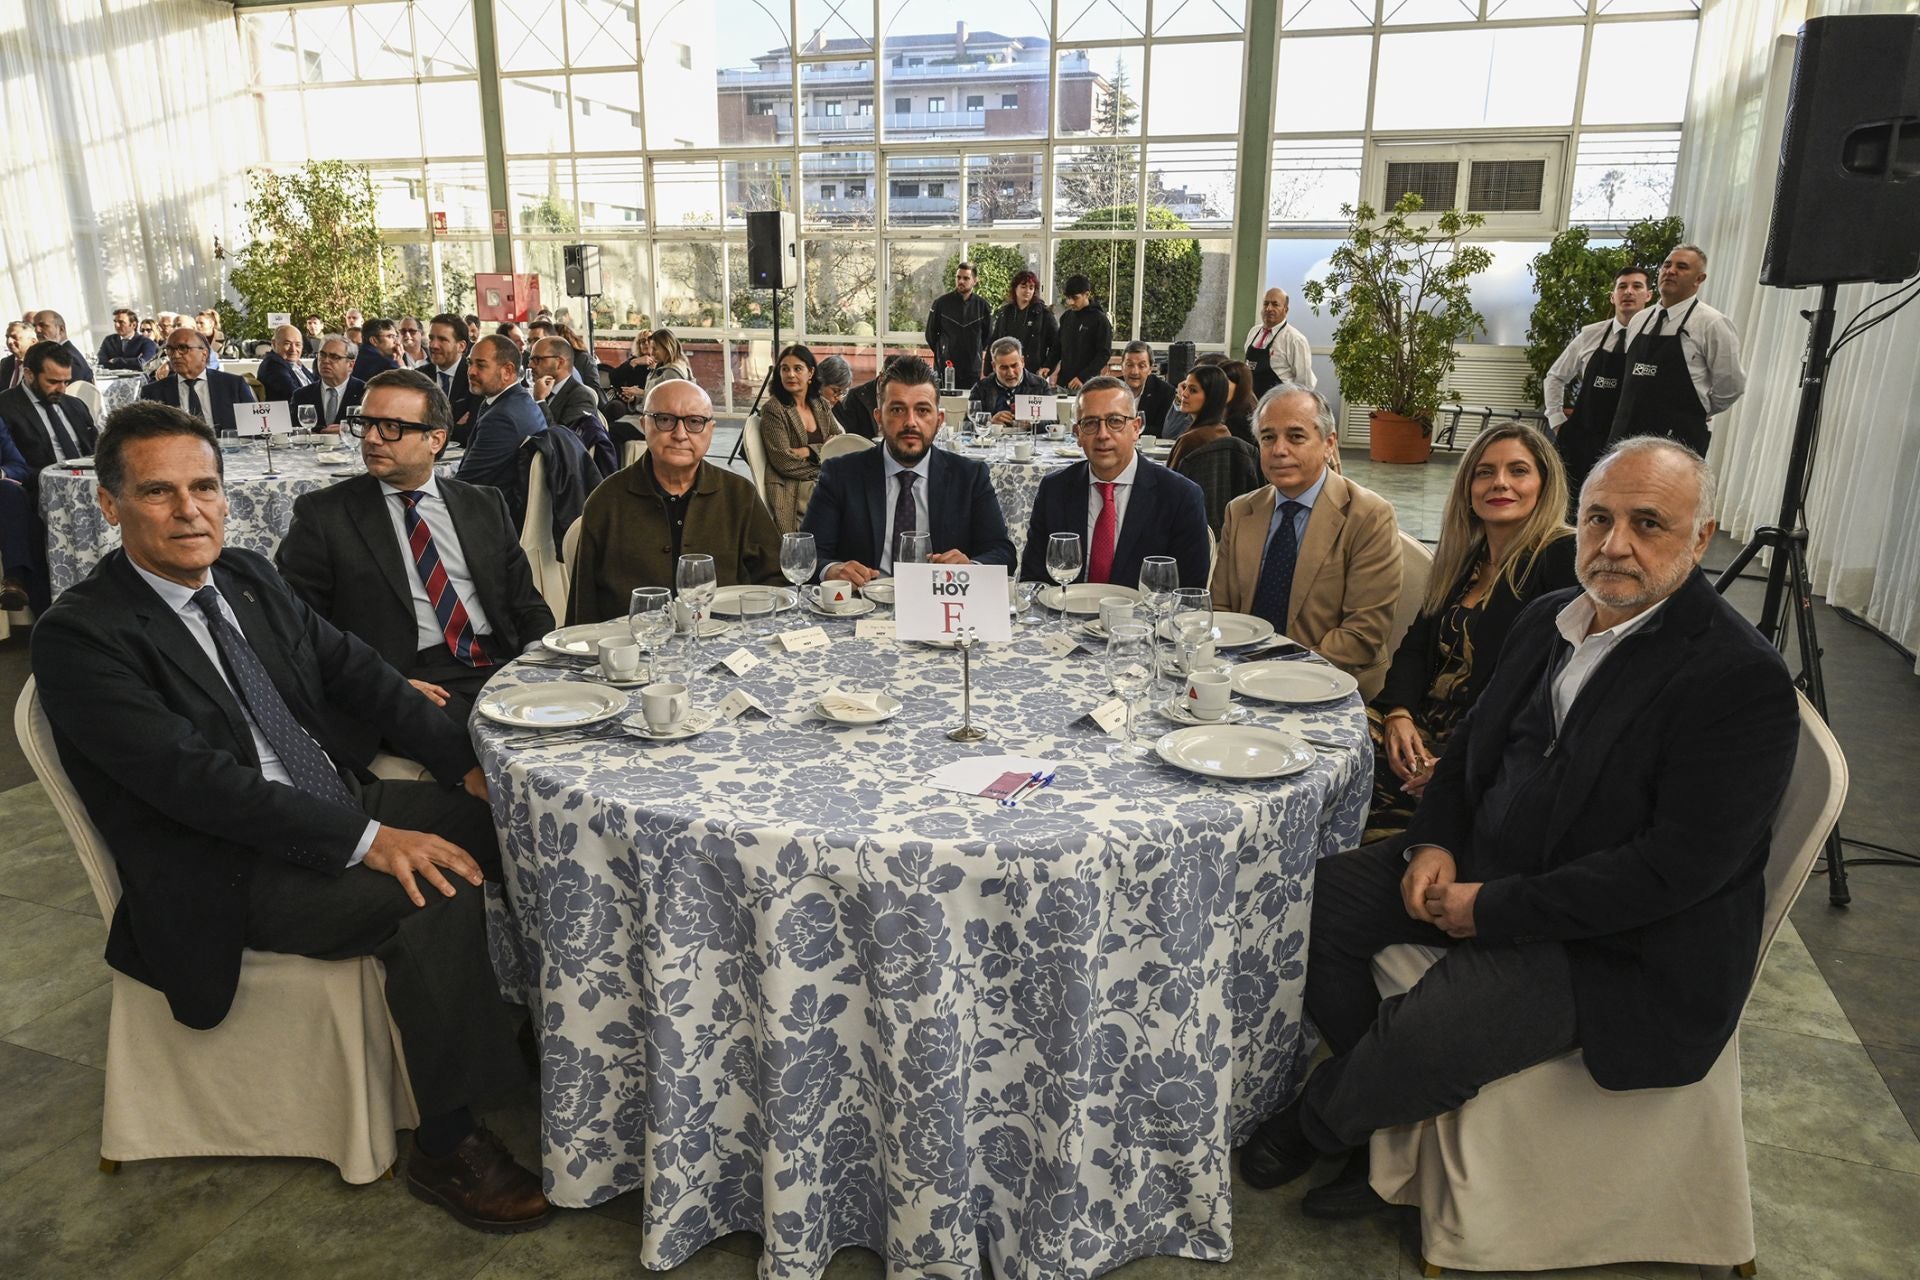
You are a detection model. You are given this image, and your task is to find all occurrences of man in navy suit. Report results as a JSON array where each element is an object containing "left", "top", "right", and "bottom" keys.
[
  {"left": 351, "top": 318, "right": 402, "bottom": 384},
  {"left": 32, "top": 310, "right": 94, "bottom": 383},
  {"left": 423, "top": 313, "right": 473, "bottom": 435},
  {"left": 141, "top": 327, "right": 254, "bottom": 434},
  {"left": 1017, "top": 375, "right": 1210, "bottom": 590},
  {"left": 257, "top": 324, "right": 318, "bottom": 404},
  {"left": 457, "top": 334, "right": 548, "bottom": 499},
  {"left": 289, "top": 337, "right": 366, "bottom": 431},
  {"left": 968, "top": 336, "right": 1053, "bottom": 426},
  {"left": 803, "top": 355, "right": 1015, "bottom": 583},
  {"left": 98, "top": 308, "right": 159, "bottom": 372},
  {"left": 0, "top": 341, "right": 99, "bottom": 478}
]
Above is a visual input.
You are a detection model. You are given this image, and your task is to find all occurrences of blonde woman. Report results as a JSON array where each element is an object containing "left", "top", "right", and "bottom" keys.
[
  {"left": 646, "top": 329, "right": 691, "bottom": 386},
  {"left": 756, "top": 343, "right": 842, "bottom": 533},
  {"left": 1365, "top": 420, "right": 1577, "bottom": 840}
]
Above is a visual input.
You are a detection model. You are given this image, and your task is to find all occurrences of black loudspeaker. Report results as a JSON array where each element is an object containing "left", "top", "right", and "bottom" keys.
[
  {"left": 1761, "top": 14, "right": 1920, "bottom": 287},
  {"left": 563, "top": 243, "right": 602, "bottom": 296},
  {"left": 1164, "top": 340, "right": 1196, "bottom": 385},
  {"left": 746, "top": 211, "right": 796, "bottom": 289}
]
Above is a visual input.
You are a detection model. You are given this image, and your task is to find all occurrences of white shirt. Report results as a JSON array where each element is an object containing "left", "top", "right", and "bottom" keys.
[
  {"left": 1083, "top": 453, "right": 1140, "bottom": 549},
  {"left": 1241, "top": 322, "right": 1316, "bottom": 391},
  {"left": 1615, "top": 296, "right": 1747, "bottom": 418},
  {"left": 130, "top": 562, "right": 379, "bottom": 864},
  {"left": 378, "top": 475, "right": 495, "bottom": 650},
  {"left": 1549, "top": 592, "right": 1672, "bottom": 728},
  {"left": 877, "top": 448, "right": 933, "bottom": 573},
  {"left": 25, "top": 390, "right": 82, "bottom": 459},
  {"left": 1543, "top": 317, "right": 1632, "bottom": 429}
]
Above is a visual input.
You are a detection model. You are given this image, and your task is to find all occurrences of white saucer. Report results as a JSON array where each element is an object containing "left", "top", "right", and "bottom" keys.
[
  {"left": 814, "top": 691, "right": 902, "bottom": 724},
  {"left": 584, "top": 664, "right": 648, "bottom": 688},
  {"left": 479, "top": 682, "right": 627, "bottom": 729},
  {"left": 541, "top": 620, "right": 633, "bottom": 657},
  {"left": 1159, "top": 698, "right": 1252, "bottom": 727},
  {"left": 806, "top": 596, "right": 876, "bottom": 619},
  {"left": 631, "top": 710, "right": 719, "bottom": 741},
  {"left": 1157, "top": 612, "right": 1277, "bottom": 649},
  {"left": 313, "top": 450, "right": 358, "bottom": 466},
  {"left": 859, "top": 579, "right": 896, "bottom": 605}
]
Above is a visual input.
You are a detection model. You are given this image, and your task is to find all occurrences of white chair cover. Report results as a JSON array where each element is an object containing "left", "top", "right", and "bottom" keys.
[
  {"left": 14, "top": 678, "right": 419, "bottom": 1185},
  {"left": 519, "top": 449, "right": 567, "bottom": 618},
  {"left": 818, "top": 433, "right": 874, "bottom": 461},
  {"left": 67, "top": 379, "right": 104, "bottom": 421},
  {"left": 1369, "top": 692, "right": 1847, "bottom": 1273},
  {"left": 562, "top": 515, "right": 584, "bottom": 570},
  {"left": 620, "top": 434, "right": 646, "bottom": 470},
  {"left": 1387, "top": 533, "right": 1435, "bottom": 663},
  {"left": 740, "top": 411, "right": 770, "bottom": 498}
]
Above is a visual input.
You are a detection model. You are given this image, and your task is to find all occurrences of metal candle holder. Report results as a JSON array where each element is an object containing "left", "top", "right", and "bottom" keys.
[
  {"left": 261, "top": 428, "right": 279, "bottom": 477},
  {"left": 946, "top": 626, "right": 987, "bottom": 742}
]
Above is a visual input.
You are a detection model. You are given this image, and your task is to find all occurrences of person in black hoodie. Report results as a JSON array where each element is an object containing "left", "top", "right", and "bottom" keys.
[
  {"left": 924, "top": 261, "right": 992, "bottom": 388},
  {"left": 991, "top": 271, "right": 1059, "bottom": 380},
  {"left": 1055, "top": 274, "right": 1112, "bottom": 390}
]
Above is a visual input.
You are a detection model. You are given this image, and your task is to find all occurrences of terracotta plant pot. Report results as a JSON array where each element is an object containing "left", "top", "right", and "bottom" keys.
[{"left": 1369, "top": 411, "right": 1432, "bottom": 464}]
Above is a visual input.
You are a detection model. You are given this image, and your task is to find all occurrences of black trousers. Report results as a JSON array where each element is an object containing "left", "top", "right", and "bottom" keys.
[
  {"left": 407, "top": 645, "right": 495, "bottom": 734},
  {"left": 244, "top": 779, "right": 527, "bottom": 1117},
  {"left": 1298, "top": 840, "right": 1579, "bottom": 1152}
]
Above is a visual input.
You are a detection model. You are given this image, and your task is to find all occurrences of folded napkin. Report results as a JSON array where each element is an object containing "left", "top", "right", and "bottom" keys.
[{"left": 820, "top": 689, "right": 884, "bottom": 715}]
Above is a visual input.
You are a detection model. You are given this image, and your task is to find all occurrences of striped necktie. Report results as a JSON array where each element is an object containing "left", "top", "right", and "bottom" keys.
[{"left": 398, "top": 490, "right": 490, "bottom": 666}]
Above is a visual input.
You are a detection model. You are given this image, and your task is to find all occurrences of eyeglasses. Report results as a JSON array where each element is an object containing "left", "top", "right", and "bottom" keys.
[
  {"left": 164, "top": 343, "right": 206, "bottom": 354},
  {"left": 343, "top": 417, "right": 438, "bottom": 442},
  {"left": 646, "top": 412, "right": 716, "bottom": 436},
  {"left": 399, "top": 328, "right": 421, "bottom": 336},
  {"left": 318, "top": 351, "right": 354, "bottom": 362},
  {"left": 1075, "top": 414, "right": 1139, "bottom": 436}
]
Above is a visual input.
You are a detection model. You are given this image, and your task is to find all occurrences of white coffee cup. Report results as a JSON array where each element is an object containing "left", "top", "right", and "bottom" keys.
[
  {"left": 671, "top": 599, "right": 695, "bottom": 634},
  {"left": 1184, "top": 670, "right": 1233, "bottom": 721},
  {"left": 806, "top": 581, "right": 856, "bottom": 612},
  {"left": 1098, "top": 598, "right": 1136, "bottom": 635},
  {"left": 596, "top": 637, "right": 641, "bottom": 680},
  {"left": 1012, "top": 439, "right": 1034, "bottom": 461},
  {"left": 640, "top": 682, "right": 690, "bottom": 732}
]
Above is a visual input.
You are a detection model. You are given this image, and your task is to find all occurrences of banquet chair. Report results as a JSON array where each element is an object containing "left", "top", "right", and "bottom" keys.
[
  {"left": 67, "top": 379, "right": 104, "bottom": 422},
  {"left": 818, "top": 433, "right": 873, "bottom": 461},
  {"left": 562, "top": 515, "right": 583, "bottom": 569},
  {"left": 13, "top": 678, "right": 419, "bottom": 1184},
  {"left": 519, "top": 451, "right": 568, "bottom": 617},
  {"left": 1387, "top": 533, "right": 1434, "bottom": 661},
  {"left": 1369, "top": 690, "right": 1846, "bottom": 1276},
  {"left": 740, "top": 412, "right": 770, "bottom": 500}
]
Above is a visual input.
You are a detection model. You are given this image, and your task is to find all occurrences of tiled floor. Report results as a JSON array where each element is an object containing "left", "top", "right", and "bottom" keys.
[{"left": 2, "top": 449, "right": 1917, "bottom": 1277}]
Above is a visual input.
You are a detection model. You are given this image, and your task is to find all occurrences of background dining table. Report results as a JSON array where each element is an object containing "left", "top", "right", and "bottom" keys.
[
  {"left": 936, "top": 433, "right": 1175, "bottom": 554},
  {"left": 475, "top": 604, "right": 1371, "bottom": 1280}
]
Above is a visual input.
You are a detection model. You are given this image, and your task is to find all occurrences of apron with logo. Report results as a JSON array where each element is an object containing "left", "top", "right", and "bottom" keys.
[
  {"left": 1609, "top": 298, "right": 1709, "bottom": 455},
  {"left": 1245, "top": 326, "right": 1280, "bottom": 395},
  {"left": 1557, "top": 324, "right": 1628, "bottom": 498}
]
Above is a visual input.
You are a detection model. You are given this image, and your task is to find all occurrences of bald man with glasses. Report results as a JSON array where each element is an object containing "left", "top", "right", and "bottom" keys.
[{"left": 140, "top": 327, "right": 255, "bottom": 435}]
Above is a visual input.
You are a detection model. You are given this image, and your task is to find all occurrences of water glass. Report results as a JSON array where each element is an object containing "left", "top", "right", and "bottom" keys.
[
  {"left": 1105, "top": 621, "right": 1155, "bottom": 761},
  {"left": 1168, "top": 587, "right": 1215, "bottom": 678},
  {"left": 675, "top": 553, "right": 719, "bottom": 658},
  {"left": 296, "top": 404, "right": 319, "bottom": 448},
  {"left": 628, "top": 587, "right": 674, "bottom": 680},
  {"left": 740, "top": 588, "right": 776, "bottom": 638},
  {"left": 780, "top": 532, "right": 816, "bottom": 619},
  {"left": 895, "top": 530, "right": 931, "bottom": 567}
]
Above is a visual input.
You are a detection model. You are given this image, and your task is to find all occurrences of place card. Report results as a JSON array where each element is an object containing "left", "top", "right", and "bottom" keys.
[
  {"left": 716, "top": 689, "right": 771, "bottom": 721},
  {"left": 717, "top": 646, "right": 762, "bottom": 677},
  {"left": 854, "top": 618, "right": 897, "bottom": 641},
  {"left": 1041, "top": 632, "right": 1089, "bottom": 659},
  {"left": 778, "top": 625, "right": 831, "bottom": 652},
  {"left": 1081, "top": 697, "right": 1129, "bottom": 738}
]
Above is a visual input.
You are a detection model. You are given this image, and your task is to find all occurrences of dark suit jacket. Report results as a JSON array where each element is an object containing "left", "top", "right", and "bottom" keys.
[
  {"left": 0, "top": 386, "right": 98, "bottom": 479},
  {"left": 1136, "top": 374, "right": 1176, "bottom": 435},
  {"left": 351, "top": 346, "right": 399, "bottom": 384},
  {"left": 289, "top": 377, "right": 366, "bottom": 430},
  {"left": 1400, "top": 571, "right": 1800, "bottom": 1090},
  {"left": 57, "top": 340, "right": 95, "bottom": 383},
  {"left": 458, "top": 383, "right": 548, "bottom": 497},
  {"left": 257, "top": 351, "right": 317, "bottom": 404},
  {"left": 98, "top": 333, "right": 158, "bottom": 372},
  {"left": 833, "top": 377, "right": 880, "bottom": 439},
  {"left": 423, "top": 358, "right": 474, "bottom": 434},
  {"left": 1018, "top": 456, "right": 1209, "bottom": 590},
  {"left": 539, "top": 375, "right": 599, "bottom": 429},
  {"left": 968, "top": 370, "right": 1052, "bottom": 419},
  {"left": 0, "top": 356, "right": 18, "bottom": 390},
  {"left": 801, "top": 446, "right": 1015, "bottom": 573},
  {"left": 275, "top": 474, "right": 554, "bottom": 758},
  {"left": 139, "top": 370, "right": 256, "bottom": 435},
  {"left": 29, "top": 548, "right": 476, "bottom": 1029}
]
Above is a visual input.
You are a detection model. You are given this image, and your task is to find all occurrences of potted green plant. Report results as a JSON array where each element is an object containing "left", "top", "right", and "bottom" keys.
[{"left": 1303, "top": 194, "right": 1492, "bottom": 464}]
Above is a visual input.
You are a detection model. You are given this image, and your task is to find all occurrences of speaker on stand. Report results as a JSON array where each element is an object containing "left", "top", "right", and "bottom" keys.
[
  {"left": 563, "top": 243, "right": 603, "bottom": 376},
  {"left": 731, "top": 211, "right": 799, "bottom": 465}
]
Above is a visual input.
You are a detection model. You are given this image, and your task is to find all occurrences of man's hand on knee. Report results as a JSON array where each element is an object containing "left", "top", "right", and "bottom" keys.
[
  {"left": 364, "top": 827, "right": 484, "bottom": 908},
  {"left": 1400, "top": 846, "right": 1456, "bottom": 924}
]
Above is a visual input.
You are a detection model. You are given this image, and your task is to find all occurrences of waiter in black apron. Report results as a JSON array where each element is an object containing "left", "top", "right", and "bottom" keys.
[
  {"left": 1243, "top": 287, "right": 1315, "bottom": 395},
  {"left": 1545, "top": 265, "right": 1651, "bottom": 504},
  {"left": 1608, "top": 245, "right": 1747, "bottom": 457}
]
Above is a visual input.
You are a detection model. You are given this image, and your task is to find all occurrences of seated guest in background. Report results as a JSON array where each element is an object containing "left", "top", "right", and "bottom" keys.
[
  {"left": 814, "top": 355, "right": 854, "bottom": 427},
  {"left": 1160, "top": 352, "right": 1229, "bottom": 439},
  {"left": 803, "top": 355, "right": 1016, "bottom": 585},
  {"left": 1243, "top": 287, "right": 1316, "bottom": 395},
  {"left": 1222, "top": 360, "right": 1259, "bottom": 442},
  {"left": 138, "top": 317, "right": 159, "bottom": 344},
  {"left": 346, "top": 325, "right": 364, "bottom": 346},
  {"left": 1211, "top": 383, "right": 1401, "bottom": 698},
  {"left": 1, "top": 321, "right": 29, "bottom": 389},
  {"left": 559, "top": 323, "right": 598, "bottom": 388},
  {"left": 968, "top": 336, "right": 1052, "bottom": 426},
  {"left": 290, "top": 337, "right": 366, "bottom": 431},
  {"left": 463, "top": 313, "right": 482, "bottom": 343},
  {"left": 99, "top": 308, "right": 158, "bottom": 372},
  {"left": 141, "top": 327, "right": 255, "bottom": 435},
  {"left": 493, "top": 320, "right": 523, "bottom": 347},
  {"left": 155, "top": 311, "right": 180, "bottom": 343},
  {"left": 302, "top": 313, "right": 327, "bottom": 356},
  {"left": 1164, "top": 365, "right": 1231, "bottom": 472},
  {"left": 1239, "top": 437, "right": 1798, "bottom": 1222},
  {"left": 1118, "top": 341, "right": 1175, "bottom": 436},
  {"left": 353, "top": 318, "right": 402, "bottom": 383},
  {"left": 191, "top": 311, "right": 224, "bottom": 368},
  {"left": 424, "top": 313, "right": 473, "bottom": 432},
  {"left": 31, "top": 401, "right": 548, "bottom": 1233},
  {"left": 258, "top": 324, "right": 317, "bottom": 403},
  {"left": 0, "top": 341, "right": 98, "bottom": 475},
  {"left": 32, "top": 311, "right": 94, "bottom": 382},
  {"left": 604, "top": 331, "right": 654, "bottom": 415},
  {"left": 833, "top": 369, "right": 880, "bottom": 441},
  {"left": 566, "top": 379, "right": 781, "bottom": 625},
  {"left": 457, "top": 334, "right": 548, "bottom": 500},
  {"left": 1366, "top": 422, "right": 1576, "bottom": 841},
  {"left": 0, "top": 420, "right": 37, "bottom": 610},
  {"left": 277, "top": 369, "right": 554, "bottom": 734},
  {"left": 397, "top": 317, "right": 427, "bottom": 369},
  {"left": 1055, "top": 275, "right": 1112, "bottom": 391},
  {"left": 1018, "top": 375, "right": 1209, "bottom": 590},
  {"left": 646, "top": 329, "right": 691, "bottom": 386},
  {"left": 1170, "top": 405, "right": 1263, "bottom": 538},
  {"left": 529, "top": 337, "right": 597, "bottom": 428},
  {"left": 344, "top": 307, "right": 365, "bottom": 332},
  {"left": 758, "top": 343, "right": 843, "bottom": 535}
]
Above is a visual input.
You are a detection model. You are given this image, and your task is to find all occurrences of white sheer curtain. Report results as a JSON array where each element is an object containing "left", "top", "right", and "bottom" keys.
[
  {"left": 0, "top": 0, "right": 258, "bottom": 351},
  {"left": 1676, "top": 0, "right": 1920, "bottom": 669}
]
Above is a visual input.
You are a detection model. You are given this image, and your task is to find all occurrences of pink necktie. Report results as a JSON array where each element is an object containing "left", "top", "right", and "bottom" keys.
[{"left": 1089, "top": 481, "right": 1117, "bottom": 584}]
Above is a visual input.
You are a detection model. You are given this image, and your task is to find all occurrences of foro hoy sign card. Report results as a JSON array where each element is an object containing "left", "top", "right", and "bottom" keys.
[
  {"left": 893, "top": 562, "right": 1012, "bottom": 643},
  {"left": 235, "top": 401, "right": 294, "bottom": 437}
]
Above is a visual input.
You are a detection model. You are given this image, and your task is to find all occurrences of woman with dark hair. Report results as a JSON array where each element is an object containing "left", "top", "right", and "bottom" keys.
[
  {"left": 990, "top": 270, "right": 1059, "bottom": 378},
  {"left": 1221, "top": 360, "right": 1258, "bottom": 441},
  {"left": 757, "top": 343, "right": 843, "bottom": 533},
  {"left": 1163, "top": 366, "right": 1229, "bottom": 471},
  {"left": 1167, "top": 364, "right": 1261, "bottom": 533}
]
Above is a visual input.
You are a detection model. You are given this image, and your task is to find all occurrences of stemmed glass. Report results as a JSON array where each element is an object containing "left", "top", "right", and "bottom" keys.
[
  {"left": 1138, "top": 556, "right": 1181, "bottom": 694},
  {"left": 1045, "top": 533, "right": 1082, "bottom": 633},
  {"left": 296, "top": 404, "right": 318, "bottom": 450},
  {"left": 675, "top": 553, "right": 718, "bottom": 666},
  {"left": 779, "top": 532, "right": 816, "bottom": 621},
  {"left": 1168, "top": 587, "right": 1216, "bottom": 683},
  {"left": 895, "top": 530, "right": 930, "bottom": 568},
  {"left": 627, "top": 587, "right": 674, "bottom": 681},
  {"left": 1105, "top": 621, "right": 1156, "bottom": 761}
]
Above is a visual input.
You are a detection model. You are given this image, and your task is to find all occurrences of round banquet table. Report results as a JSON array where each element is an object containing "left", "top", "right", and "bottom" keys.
[
  {"left": 40, "top": 443, "right": 459, "bottom": 596},
  {"left": 937, "top": 435, "right": 1176, "bottom": 554},
  {"left": 476, "top": 612, "right": 1372, "bottom": 1279},
  {"left": 96, "top": 372, "right": 144, "bottom": 415}
]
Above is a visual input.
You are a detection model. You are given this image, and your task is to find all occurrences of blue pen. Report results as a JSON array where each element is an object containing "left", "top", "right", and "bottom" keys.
[{"left": 1000, "top": 769, "right": 1046, "bottom": 807}]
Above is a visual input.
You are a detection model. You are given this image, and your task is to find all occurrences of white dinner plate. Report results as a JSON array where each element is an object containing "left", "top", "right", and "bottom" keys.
[
  {"left": 814, "top": 691, "right": 902, "bottom": 725},
  {"left": 314, "top": 450, "right": 358, "bottom": 466},
  {"left": 859, "top": 578, "right": 896, "bottom": 605},
  {"left": 631, "top": 710, "right": 719, "bottom": 742},
  {"left": 1159, "top": 698, "right": 1252, "bottom": 727},
  {"left": 1154, "top": 725, "right": 1315, "bottom": 780},
  {"left": 806, "top": 596, "right": 876, "bottom": 619},
  {"left": 541, "top": 620, "right": 633, "bottom": 657},
  {"left": 1156, "top": 612, "right": 1277, "bottom": 649},
  {"left": 707, "top": 585, "right": 799, "bottom": 617},
  {"left": 1038, "top": 583, "right": 1141, "bottom": 615},
  {"left": 478, "top": 682, "right": 627, "bottom": 729},
  {"left": 58, "top": 456, "right": 95, "bottom": 469},
  {"left": 1229, "top": 661, "right": 1360, "bottom": 704}
]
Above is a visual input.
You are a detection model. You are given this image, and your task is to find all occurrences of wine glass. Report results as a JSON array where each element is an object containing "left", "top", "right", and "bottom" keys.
[
  {"left": 1105, "top": 621, "right": 1155, "bottom": 761},
  {"left": 1045, "top": 533, "right": 1082, "bottom": 633},
  {"left": 1168, "top": 587, "right": 1215, "bottom": 681},
  {"left": 1138, "top": 555, "right": 1179, "bottom": 626},
  {"left": 628, "top": 587, "right": 674, "bottom": 680},
  {"left": 296, "top": 404, "right": 318, "bottom": 449},
  {"left": 779, "top": 532, "right": 816, "bottom": 620},
  {"left": 675, "top": 553, "right": 718, "bottom": 663},
  {"left": 895, "top": 530, "right": 930, "bottom": 568}
]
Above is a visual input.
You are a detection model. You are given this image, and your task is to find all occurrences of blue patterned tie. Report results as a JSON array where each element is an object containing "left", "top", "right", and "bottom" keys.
[
  {"left": 1250, "top": 500, "right": 1305, "bottom": 630},
  {"left": 191, "top": 587, "right": 356, "bottom": 810}
]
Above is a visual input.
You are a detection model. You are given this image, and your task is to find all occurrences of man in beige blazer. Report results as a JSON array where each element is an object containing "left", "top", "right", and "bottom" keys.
[{"left": 1210, "top": 382, "right": 1402, "bottom": 698}]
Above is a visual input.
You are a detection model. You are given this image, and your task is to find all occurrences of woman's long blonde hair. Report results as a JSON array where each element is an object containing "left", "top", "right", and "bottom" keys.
[{"left": 1423, "top": 419, "right": 1572, "bottom": 615}]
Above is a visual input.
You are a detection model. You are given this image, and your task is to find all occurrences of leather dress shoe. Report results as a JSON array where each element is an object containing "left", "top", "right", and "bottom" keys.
[
  {"left": 1302, "top": 1147, "right": 1389, "bottom": 1219},
  {"left": 0, "top": 580, "right": 28, "bottom": 613},
  {"left": 1238, "top": 1101, "right": 1321, "bottom": 1191},
  {"left": 406, "top": 1125, "right": 552, "bottom": 1233}
]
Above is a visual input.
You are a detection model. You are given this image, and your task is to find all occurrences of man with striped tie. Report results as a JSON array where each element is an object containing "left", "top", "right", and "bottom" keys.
[{"left": 276, "top": 369, "right": 553, "bottom": 740}]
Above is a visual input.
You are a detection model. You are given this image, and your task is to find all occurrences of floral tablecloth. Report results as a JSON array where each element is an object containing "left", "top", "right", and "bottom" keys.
[
  {"left": 96, "top": 373, "right": 143, "bottom": 415},
  {"left": 476, "top": 616, "right": 1371, "bottom": 1279}
]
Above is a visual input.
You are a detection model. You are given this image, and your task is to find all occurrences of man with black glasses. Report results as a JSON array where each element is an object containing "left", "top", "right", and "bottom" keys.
[
  {"left": 141, "top": 327, "right": 255, "bottom": 435},
  {"left": 289, "top": 337, "right": 366, "bottom": 431}
]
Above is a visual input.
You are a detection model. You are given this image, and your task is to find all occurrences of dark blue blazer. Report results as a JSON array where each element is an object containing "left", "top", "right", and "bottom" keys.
[
  {"left": 97, "top": 334, "right": 158, "bottom": 372},
  {"left": 351, "top": 346, "right": 398, "bottom": 385},
  {"left": 58, "top": 340, "right": 95, "bottom": 383},
  {"left": 422, "top": 358, "right": 474, "bottom": 433},
  {"left": 1017, "top": 456, "right": 1210, "bottom": 591},
  {"left": 289, "top": 377, "right": 366, "bottom": 430},
  {"left": 457, "top": 383, "right": 548, "bottom": 495},
  {"left": 140, "top": 371, "right": 256, "bottom": 434},
  {"left": 802, "top": 445, "right": 1015, "bottom": 573},
  {"left": 968, "top": 370, "right": 1052, "bottom": 418},
  {"left": 256, "top": 351, "right": 317, "bottom": 404}
]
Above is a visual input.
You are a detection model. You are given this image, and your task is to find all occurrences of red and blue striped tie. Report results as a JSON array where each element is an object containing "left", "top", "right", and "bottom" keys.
[{"left": 398, "top": 490, "right": 490, "bottom": 667}]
